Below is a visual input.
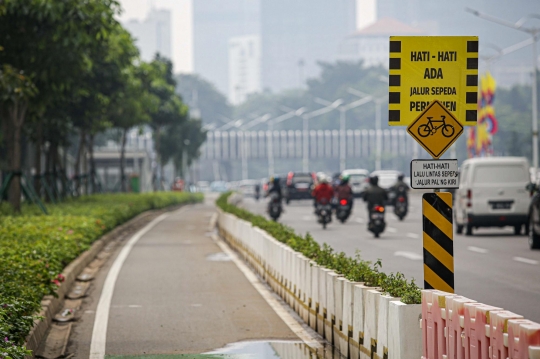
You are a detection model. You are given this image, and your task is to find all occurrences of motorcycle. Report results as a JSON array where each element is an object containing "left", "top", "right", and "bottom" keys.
[
  {"left": 267, "top": 192, "right": 282, "bottom": 221},
  {"left": 335, "top": 198, "right": 352, "bottom": 223},
  {"left": 368, "top": 204, "right": 386, "bottom": 238},
  {"left": 394, "top": 195, "right": 408, "bottom": 221},
  {"left": 316, "top": 199, "right": 333, "bottom": 229}
]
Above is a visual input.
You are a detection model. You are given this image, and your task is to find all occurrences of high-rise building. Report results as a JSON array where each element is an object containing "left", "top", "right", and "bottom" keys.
[
  {"left": 124, "top": 9, "right": 172, "bottom": 62},
  {"left": 193, "top": 0, "right": 260, "bottom": 95},
  {"left": 260, "top": 0, "right": 356, "bottom": 92},
  {"left": 338, "top": 17, "right": 423, "bottom": 67},
  {"left": 229, "top": 35, "right": 261, "bottom": 104}
]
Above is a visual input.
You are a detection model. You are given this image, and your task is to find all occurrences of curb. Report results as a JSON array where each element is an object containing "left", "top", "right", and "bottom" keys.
[{"left": 24, "top": 203, "right": 190, "bottom": 357}]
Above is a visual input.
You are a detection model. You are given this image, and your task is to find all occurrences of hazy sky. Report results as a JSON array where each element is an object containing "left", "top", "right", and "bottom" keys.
[{"left": 117, "top": 0, "right": 193, "bottom": 73}]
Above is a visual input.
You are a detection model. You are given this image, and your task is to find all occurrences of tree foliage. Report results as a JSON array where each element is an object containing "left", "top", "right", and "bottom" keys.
[{"left": 0, "top": 1, "right": 206, "bottom": 210}]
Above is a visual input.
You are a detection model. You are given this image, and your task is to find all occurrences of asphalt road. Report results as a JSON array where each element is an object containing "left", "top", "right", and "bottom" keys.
[{"left": 243, "top": 192, "right": 540, "bottom": 322}]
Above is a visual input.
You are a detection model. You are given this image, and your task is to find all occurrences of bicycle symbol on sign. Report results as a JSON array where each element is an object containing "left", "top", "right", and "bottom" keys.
[{"left": 417, "top": 116, "right": 455, "bottom": 138}]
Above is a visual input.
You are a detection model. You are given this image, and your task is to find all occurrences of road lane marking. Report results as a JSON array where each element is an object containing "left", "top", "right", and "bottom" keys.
[
  {"left": 302, "top": 215, "right": 312, "bottom": 221},
  {"left": 394, "top": 251, "right": 423, "bottom": 261},
  {"left": 467, "top": 246, "right": 488, "bottom": 254},
  {"left": 406, "top": 233, "right": 420, "bottom": 239},
  {"left": 212, "top": 233, "right": 323, "bottom": 348},
  {"left": 387, "top": 227, "right": 397, "bottom": 233},
  {"left": 355, "top": 218, "right": 364, "bottom": 224},
  {"left": 513, "top": 257, "right": 539, "bottom": 265},
  {"left": 89, "top": 211, "right": 173, "bottom": 359}
]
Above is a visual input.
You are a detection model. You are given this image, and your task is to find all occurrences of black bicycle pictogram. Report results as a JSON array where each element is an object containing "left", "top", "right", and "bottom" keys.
[{"left": 417, "top": 116, "right": 455, "bottom": 138}]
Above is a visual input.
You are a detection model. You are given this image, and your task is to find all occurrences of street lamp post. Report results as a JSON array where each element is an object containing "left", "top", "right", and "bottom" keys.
[
  {"left": 316, "top": 96, "right": 373, "bottom": 171},
  {"left": 466, "top": 8, "right": 540, "bottom": 174},
  {"left": 375, "top": 98, "right": 382, "bottom": 171},
  {"left": 348, "top": 87, "right": 386, "bottom": 171},
  {"left": 299, "top": 100, "right": 343, "bottom": 172}
]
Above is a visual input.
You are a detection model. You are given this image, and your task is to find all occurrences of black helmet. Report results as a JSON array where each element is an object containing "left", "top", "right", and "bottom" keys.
[
  {"left": 398, "top": 173, "right": 405, "bottom": 181},
  {"left": 369, "top": 176, "right": 379, "bottom": 186}
]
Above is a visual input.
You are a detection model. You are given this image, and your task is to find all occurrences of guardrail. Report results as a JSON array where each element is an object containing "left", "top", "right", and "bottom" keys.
[
  {"left": 217, "top": 195, "right": 540, "bottom": 359},
  {"left": 421, "top": 290, "right": 540, "bottom": 359},
  {"left": 216, "top": 206, "right": 422, "bottom": 359}
]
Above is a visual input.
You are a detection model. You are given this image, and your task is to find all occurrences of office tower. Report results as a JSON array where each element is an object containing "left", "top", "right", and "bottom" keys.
[
  {"left": 124, "top": 8, "right": 172, "bottom": 62},
  {"left": 229, "top": 35, "right": 261, "bottom": 104}
]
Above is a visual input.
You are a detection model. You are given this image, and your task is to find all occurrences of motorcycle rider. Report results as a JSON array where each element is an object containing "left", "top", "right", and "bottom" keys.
[
  {"left": 389, "top": 173, "right": 409, "bottom": 205},
  {"left": 267, "top": 176, "right": 282, "bottom": 199},
  {"left": 254, "top": 182, "right": 261, "bottom": 200},
  {"left": 363, "top": 175, "right": 388, "bottom": 210},
  {"left": 335, "top": 174, "right": 354, "bottom": 209},
  {"left": 266, "top": 176, "right": 283, "bottom": 210},
  {"left": 312, "top": 176, "right": 335, "bottom": 214}
]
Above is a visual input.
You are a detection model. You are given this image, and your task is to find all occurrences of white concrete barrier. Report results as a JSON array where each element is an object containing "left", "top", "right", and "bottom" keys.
[
  {"left": 364, "top": 289, "right": 381, "bottom": 359},
  {"left": 376, "top": 294, "right": 397, "bottom": 359},
  {"left": 388, "top": 301, "right": 422, "bottom": 359},
  {"left": 309, "top": 262, "right": 319, "bottom": 331},
  {"left": 339, "top": 279, "right": 355, "bottom": 357},
  {"left": 216, "top": 206, "right": 424, "bottom": 359},
  {"left": 325, "top": 271, "right": 339, "bottom": 345},
  {"left": 351, "top": 283, "right": 371, "bottom": 359},
  {"left": 317, "top": 268, "right": 330, "bottom": 338}
]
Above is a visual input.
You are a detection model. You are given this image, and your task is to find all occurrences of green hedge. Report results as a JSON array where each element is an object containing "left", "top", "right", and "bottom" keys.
[
  {"left": 217, "top": 192, "right": 421, "bottom": 304},
  {"left": 0, "top": 192, "right": 202, "bottom": 359}
]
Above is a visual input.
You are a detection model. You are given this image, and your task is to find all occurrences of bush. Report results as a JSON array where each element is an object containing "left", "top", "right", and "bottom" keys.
[
  {"left": 216, "top": 192, "right": 420, "bottom": 305},
  {"left": 0, "top": 192, "right": 202, "bottom": 358}
]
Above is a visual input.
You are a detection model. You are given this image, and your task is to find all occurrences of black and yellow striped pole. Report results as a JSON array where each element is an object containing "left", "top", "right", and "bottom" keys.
[{"left": 422, "top": 192, "right": 454, "bottom": 293}]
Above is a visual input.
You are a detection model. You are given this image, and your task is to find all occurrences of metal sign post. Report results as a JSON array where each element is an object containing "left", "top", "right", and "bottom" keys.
[{"left": 388, "top": 36, "right": 478, "bottom": 291}]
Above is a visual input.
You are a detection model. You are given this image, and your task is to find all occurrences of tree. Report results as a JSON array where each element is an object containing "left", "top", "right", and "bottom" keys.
[
  {"left": 175, "top": 74, "right": 232, "bottom": 126},
  {"left": 0, "top": 0, "right": 121, "bottom": 210},
  {"left": 0, "top": 65, "right": 37, "bottom": 211},
  {"left": 142, "top": 56, "right": 188, "bottom": 189},
  {"left": 159, "top": 118, "right": 207, "bottom": 178},
  {"left": 109, "top": 64, "right": 157, "bottom": 192}
]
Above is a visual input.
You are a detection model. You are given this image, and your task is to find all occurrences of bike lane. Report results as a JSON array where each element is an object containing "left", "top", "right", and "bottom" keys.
[{"left": 66, "top": 198, "right": 299, "bottom": 358}]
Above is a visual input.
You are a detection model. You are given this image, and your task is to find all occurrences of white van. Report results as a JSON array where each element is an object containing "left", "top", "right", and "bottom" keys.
[{"left": 455, "top": 157, "right": 531, "bottom": 236}]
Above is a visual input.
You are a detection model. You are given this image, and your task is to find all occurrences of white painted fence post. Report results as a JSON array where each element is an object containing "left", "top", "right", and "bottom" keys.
[
  {"left": 388, "top": 301, "right": 422, "bottom": 359},
  {"left": 364, "top": 289, "right": 381, "bottom": 359}
]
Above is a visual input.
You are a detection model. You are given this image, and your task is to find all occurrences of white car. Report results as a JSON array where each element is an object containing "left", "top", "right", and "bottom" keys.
[
  {"left": 342, "top": 169, "right": 370, "bottom": 197},
  {"left": 455, "top": 157, "right": 530, "bottom": 236}
]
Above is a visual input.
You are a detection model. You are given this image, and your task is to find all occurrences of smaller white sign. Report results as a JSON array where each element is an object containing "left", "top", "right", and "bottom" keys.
[{"left": 410, "top": 159, "right": 459, "bottom": 189}]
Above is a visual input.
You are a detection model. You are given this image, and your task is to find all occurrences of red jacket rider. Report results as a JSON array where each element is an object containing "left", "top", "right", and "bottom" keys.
[{"left": 312, "top": 179, "right": 335, "bottom": 204}]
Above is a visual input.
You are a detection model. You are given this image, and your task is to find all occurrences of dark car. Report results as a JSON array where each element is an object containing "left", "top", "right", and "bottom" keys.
[
  {"left": 527, "top": 182, "right": 540, "bottom": 249},
  {"left": 285, "top": 172, "right": 315, "bottom": 204}
]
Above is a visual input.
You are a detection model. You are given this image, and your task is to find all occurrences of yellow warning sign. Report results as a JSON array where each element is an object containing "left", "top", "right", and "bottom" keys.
[
  {"left": 407, "top": 100, "right": 464, "bottom": 159},
  {"left": 388, "top": 36, "right": 478, "bottom": 126}
]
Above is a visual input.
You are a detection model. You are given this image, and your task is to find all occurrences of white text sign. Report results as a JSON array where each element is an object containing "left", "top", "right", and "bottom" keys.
[{"left": 410, "top": 159, "right": 459, "bottom": 189}]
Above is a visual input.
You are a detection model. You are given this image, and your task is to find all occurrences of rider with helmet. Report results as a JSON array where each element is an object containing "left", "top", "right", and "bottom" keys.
[
  {"left": 267, "top": 176, "right": 283, "bottom": 200},
  {"left": 266, "top": 176, "right": 283, "bottom": 213},
  {"left": 335, "top": 174, "right": 354, "bottom": 209},
  {"left": 312, "top": 176, "right": 335, "bottom": 211},
  {"left": 363, "top": 175, "right": 388, "bottom": 210},
  {"left": 389, "top": 173, "right": 409, "bottom": 205}
]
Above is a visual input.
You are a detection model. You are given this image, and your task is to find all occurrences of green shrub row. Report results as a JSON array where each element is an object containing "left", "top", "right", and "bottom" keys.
[
  {"left": 0, "top": 192, "right": 203, "bottom": 359},
  {"left": 216, "top": 192, "right": 421, "bottom": 304}
]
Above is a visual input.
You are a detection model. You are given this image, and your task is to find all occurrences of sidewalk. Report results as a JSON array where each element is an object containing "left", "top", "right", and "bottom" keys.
[{"left": 66, "top": 197, "right": 300, "bottom": 357}]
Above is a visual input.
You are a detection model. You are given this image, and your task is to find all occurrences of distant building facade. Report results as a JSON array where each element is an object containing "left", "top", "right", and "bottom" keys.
[
  {"left": 124, "top": 9, "right": 172, "bottom": 62},
  {"left": 260, "top": 0, "right": 356, "bottom": 92},
  {"left": 192, "top": 0, "right": 260, "bottom": 95},
  {"left": 338, "top": 17, "right": 423, "bottom": 67},
  {"left": 228, "top": 35, "right": 261, "bottom": 105}
]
